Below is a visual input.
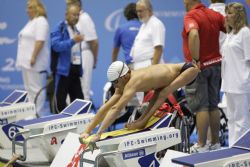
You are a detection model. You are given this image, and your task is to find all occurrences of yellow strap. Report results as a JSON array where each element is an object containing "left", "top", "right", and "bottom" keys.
[{"left": 80, "top": 116, "right": 161, "bottom": 144}]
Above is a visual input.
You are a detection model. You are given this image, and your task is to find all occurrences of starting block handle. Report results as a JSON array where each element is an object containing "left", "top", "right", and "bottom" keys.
[
  {"left": 95, "top": 150, "right": 120, "bottom": 167},
  {"left": 80, "top": 148, "right": 95, "bottom": 167},
  {"left": 12, "top": 129, "right": 30, "bottom": 161},
  {"left": 12, "top": 128, "right": 44, "bottom": 161}
]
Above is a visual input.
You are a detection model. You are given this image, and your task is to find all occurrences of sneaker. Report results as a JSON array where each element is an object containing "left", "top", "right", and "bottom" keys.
[
  {"left": 209, "top": 143, "right": 221, "bottom": 151},
  {"left": 190, "top": 143, "right": 210, "bottom": 153}
]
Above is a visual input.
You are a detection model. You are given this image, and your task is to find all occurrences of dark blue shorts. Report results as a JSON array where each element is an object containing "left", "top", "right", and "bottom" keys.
[{"left": 185, "top": 64, "right": 221, "bottom": 112}]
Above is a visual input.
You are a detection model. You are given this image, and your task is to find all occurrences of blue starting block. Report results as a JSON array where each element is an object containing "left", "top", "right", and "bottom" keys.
[
  {"left": 15, "top": 99, "right": 92, "bottom": 128},
  {"left": 172, "top": 129, "right": 250, "bottom": 167},
  {"left": 77, "top": 113, "right": 181, "bottom": 167},
  {"left": 0, "top": 90, "right": 28, "bottom": 107},
  {"left": 0, "top": 90, "right": 36, "bottom": 148},
  {"left": 9, "top": 99, "right": 95, "bottom": 162}
]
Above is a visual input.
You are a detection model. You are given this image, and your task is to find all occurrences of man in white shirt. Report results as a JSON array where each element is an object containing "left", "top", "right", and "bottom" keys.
[
  {"left": 129, "top": 0, "right": 165, "bottom": 70},
  {"left": 129, "top": 0, "right": 166, "bottom": 104},
  {"left": 77, "top": 9, "right": 98, "bottom": 100},
  {"left": 67, "top": 0, "right": 99, "bottom": 101}
]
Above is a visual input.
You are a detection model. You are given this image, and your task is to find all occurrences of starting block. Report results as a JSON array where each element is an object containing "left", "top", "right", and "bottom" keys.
[
  {"left": 8, "top": 99, "right": 95, "bottom": 162},
  {"left": 76, "top": 113, "right": 181, "bottom": 167},
  {"left": 0, "top": 90, "right": 36, "bottom": 148},
  {"left": 1, "top": 89, "right": 27, "bottom": 105},
  {"left": 93, "top": 127, "right": 180, "bottom": 167},
  {"left": 172, "top": 129, "right": 250, "bottom": 167}
]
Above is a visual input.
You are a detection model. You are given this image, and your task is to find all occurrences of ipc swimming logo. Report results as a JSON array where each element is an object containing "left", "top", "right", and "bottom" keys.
[{"left": 105, "top": 9, "right": 123, "bottom": 32}]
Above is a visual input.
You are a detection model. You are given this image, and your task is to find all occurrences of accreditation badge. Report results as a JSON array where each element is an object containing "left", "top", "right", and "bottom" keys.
[{"left": 71, "top": 51, "right": 81, "bottom": 65}]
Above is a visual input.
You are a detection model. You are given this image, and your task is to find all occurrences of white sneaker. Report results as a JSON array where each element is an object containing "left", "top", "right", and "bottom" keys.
[
  {"left": 209, "top": 143, "right": 221, "bottom": 151},
  {"left": 190, "top": 143, "right": 210, "bottom": 153}
]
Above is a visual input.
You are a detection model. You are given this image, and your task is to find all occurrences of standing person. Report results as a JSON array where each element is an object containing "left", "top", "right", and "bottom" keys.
[
  {"left": 16, "top": 0, "right": 49, "bottom": 116},
  {"left": 75, "top": 0, "right": 99, "bottom": 101},
  {"left": 129, "top": 0, "right": 165, "bottom": 104},
  {"left": 182, "top": 0, "right": 225, "bottom": 153},
  {"left": 51, "top": 4, "right": 84, "bottom": 112},
  {"left": 129, "top": 0, "right": 165, "bottom": 70},
  {"left": 112, "top": 2, "right": 141, "bottom": 65},
  {"left": 221, "top": 2, "right": 250, "bottom": 147},
  {"left": 66, "top": 0, "right": 99, "bottom": 101}
]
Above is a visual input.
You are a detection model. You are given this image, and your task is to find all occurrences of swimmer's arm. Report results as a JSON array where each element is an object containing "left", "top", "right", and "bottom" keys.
[
  {"left": 96, "top": 87, "right": 136, "bottom": 136},
  {"left": 84, "top": 90, "right": 122, "bottom": 134}
]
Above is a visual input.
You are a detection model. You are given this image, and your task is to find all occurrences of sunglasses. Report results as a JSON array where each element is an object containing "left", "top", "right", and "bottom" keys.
[{"left": 111, "top": 63, "right": 125, "bottom": 85}]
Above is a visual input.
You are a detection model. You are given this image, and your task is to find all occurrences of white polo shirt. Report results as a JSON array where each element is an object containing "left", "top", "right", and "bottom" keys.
[
  {"left": 130, "top": 15, "right": 165, "bottom": 63},
  {"left": 209, "top": 3, "right": 226, "bottom": 16},
  {"left": 16, "top": 16, "right": 49, "bottom": 72},
  {"left": 76, "top": 11, "right": 98, "bottom": 50},
  {"left": 209, "top": 3, "right": 226, "bottom": 52},
  {"left": 221, "top": 26, "right": 250, "bottom": 93}
]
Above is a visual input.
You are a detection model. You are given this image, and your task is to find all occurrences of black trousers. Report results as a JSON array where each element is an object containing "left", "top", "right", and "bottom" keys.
[{"left": 56, "top": 69, "right": 84, "bottom": 112}]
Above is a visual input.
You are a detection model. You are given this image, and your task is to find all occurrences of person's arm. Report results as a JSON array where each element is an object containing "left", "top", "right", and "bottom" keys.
[
  {"left": 111, "top": 47, "right": 120, "bottom": 63},
  {"left": 188, "top": 29, "right": 200, "bottom": 63},
  {"left": 242, "top": 28, "right": 250, "bottom": 61},
  {"left": 94, "top": 87, "right": 136, "bottom": 140},
  {"left": 112, "top": 27, "right": 121, "bottom": 62},
  {"left": 30, "top": 41, "right": 44, "bottom": 66},
  {"left": 152, "top": 45, "right": 163, "bottom": 65},
  {"left": 83, "top": 90, "right": 122, "bottom": 136},
  {"left": 51, "top": 23, "right": 83, "bottom": 52},
  {"left": 88, "top": 39, "right": 99, "bottom": 68},
  {"left": 151, "top": 19, "right": 165, "bottom": 65}
]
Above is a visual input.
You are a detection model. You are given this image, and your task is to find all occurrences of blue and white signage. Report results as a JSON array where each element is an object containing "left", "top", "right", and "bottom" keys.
[{"left": 123, "top": 149, "right": 145, "bottom": 160}]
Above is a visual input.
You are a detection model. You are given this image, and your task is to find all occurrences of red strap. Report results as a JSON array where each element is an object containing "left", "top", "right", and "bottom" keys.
[
  {"left": 143, "top": 90, "right": 154, "bottom": 102},
  {"left": 67, "top": 144, "right": 88, "bottom": 167},
  {"left": 167, "top": 93, "right": 178, "bottom": 105},
  {"left": 173, "top": 103, "right": 184, "bottom": 117}
]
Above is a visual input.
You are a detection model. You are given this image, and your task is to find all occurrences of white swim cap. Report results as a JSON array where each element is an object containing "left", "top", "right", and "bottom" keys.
[{"left": 107, "top": 61, "right": 129, "bottom": 82}]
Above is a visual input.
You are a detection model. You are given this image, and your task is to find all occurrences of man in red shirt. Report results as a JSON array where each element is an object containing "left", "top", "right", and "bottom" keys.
[{"left": 182, "top": 0, "right": 225, "bottom": 153}]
